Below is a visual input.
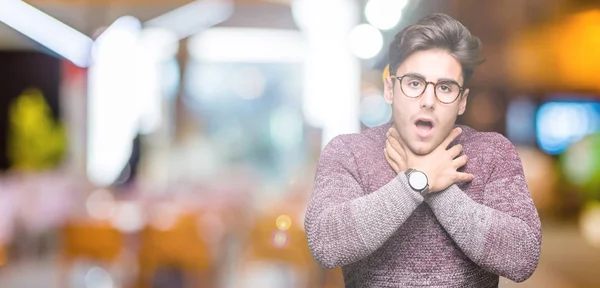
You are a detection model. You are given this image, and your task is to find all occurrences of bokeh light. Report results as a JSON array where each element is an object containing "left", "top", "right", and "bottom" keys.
[
  {"left": 348, "top": 24, "right": 383, "bottom": 59},
  {"left": 536, "top": 101, "right": 600, "bottom": 155},
  {"left": 86, "top": 189, "right": 116, "bottom": 220},
  {"left": 580, "top": 202, "right": 600, "bottom": 248},
  {"left": 360, "top": 94, "right": 392, "bottom": 128},
  {"left": 561, "top": 133, "right": 600, "bottom": 199},
  {"left": 365, "top": 0, "right": 407, "bottom": 30},
  {"left": 84, "top": 266, "right": 114, "bottom": 288},
  {"left": 276, "top": 215, "right": 292, "bottom": 231},
  {"left": 271, "top": 230, "right": 290, "bottom": 248}
]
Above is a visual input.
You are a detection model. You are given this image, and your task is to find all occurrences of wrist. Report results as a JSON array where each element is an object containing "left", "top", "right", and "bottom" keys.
[{"left": 418, "top": 169, "right": 439, "bottom": 193}]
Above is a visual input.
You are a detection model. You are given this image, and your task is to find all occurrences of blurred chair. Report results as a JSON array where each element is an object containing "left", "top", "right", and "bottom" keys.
[
  {"left": 237, "top": 210, "right": 320, "bottom": 288},
  {"left": 136, "top": 212, "right": 214, "bottom": 288},
  {"left": 321, "top": 267, "right": 344, "bottom": 288},
  {"left": 0, "top": 243, "right": 7, "bottom": 268},
  {"left": 59, "top": 220, "right": 125, "bottom": 287}
]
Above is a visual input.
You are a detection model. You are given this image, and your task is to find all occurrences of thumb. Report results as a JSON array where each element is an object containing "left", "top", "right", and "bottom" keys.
[{"left": 455, "top": 172, "right": 474, "bottom": 183}]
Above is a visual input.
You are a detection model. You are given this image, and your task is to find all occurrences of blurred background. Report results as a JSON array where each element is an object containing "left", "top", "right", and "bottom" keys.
[{"left": 0, "top": 0, "right": 599, "bottom": 287}]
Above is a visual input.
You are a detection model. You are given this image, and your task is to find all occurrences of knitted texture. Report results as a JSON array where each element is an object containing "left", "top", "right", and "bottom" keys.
[{"left": 304, "top": 123, "right": 541, "bottom": 287}]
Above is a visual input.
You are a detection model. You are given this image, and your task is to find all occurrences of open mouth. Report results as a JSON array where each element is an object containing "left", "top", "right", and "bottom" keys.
[{"left": 415, "top": 118, "right": 434, "bottom": 135}]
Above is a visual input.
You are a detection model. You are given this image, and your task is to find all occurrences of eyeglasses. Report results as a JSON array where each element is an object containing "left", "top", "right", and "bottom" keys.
[{"left": 391, "top": 74, "right": 465, "bottom": 104}]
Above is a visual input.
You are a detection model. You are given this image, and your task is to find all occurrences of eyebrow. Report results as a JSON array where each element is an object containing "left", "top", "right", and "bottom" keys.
[{"left": 402, "top": 72, "right": 461, "bottom": 84}]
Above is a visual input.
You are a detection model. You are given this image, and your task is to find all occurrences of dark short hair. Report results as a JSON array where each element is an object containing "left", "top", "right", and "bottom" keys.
[{"left": 389, "top": 13, "right": 484, "bottom": 85}]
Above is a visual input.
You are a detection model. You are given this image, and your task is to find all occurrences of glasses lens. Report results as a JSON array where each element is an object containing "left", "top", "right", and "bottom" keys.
[
  {"left": 400, "top": 76, "right": 426, "bottom": 98},
  {"left": 435, "top": 82, "right": 461, "bottom": 103}
]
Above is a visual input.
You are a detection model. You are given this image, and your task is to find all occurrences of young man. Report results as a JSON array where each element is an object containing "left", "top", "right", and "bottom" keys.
[{"left": 304, "top": 13, "right": 541, "bottom": 287}]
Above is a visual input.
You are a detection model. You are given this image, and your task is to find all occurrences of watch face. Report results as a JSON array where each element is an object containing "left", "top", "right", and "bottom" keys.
[{"left": 409, "top": 171, "right": 428, "bottom": 190}]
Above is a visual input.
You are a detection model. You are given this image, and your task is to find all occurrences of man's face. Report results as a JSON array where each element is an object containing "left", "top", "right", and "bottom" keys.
[{"left": 384, "top": 49, "right": 469, "bottom": 155}]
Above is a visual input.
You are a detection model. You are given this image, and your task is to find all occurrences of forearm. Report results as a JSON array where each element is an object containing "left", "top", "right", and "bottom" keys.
[
  {"left": 426, "top": 185, "right": 541, "bottom": 282},
  {"left": 305, "top": 175, "right": 423, "bottom": 268}
]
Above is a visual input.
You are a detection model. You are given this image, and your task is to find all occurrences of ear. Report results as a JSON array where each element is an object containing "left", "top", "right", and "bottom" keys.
[
  {"left": 457, "top": 88, "right": 469, "bottom": 115},
  {"left": 384, "top": 76, "right": 394, "bottom": 105}
]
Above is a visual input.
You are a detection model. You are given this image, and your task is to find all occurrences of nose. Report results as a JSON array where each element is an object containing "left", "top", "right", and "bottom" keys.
[{"left": 420, "top": 82, "right": 436, "bottom": 110}]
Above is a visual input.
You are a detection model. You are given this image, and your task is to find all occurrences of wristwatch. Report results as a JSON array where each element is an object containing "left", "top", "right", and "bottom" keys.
[{"left": 404, "top": 168, "right": 430, "bottom": 196}]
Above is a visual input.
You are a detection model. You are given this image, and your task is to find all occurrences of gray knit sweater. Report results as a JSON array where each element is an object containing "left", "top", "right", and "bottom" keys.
[{"left": 304, "top": 123, "right": 542, "bottom": 287}]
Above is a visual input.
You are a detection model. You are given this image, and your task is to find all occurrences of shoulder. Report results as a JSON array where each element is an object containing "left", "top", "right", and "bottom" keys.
[
  {"left": 322, "top": 123, "right": 389, "bottom": 155},
  {"left": 458, "top": 125, "right": 516, "bottom": 153},
  {"left": 457, "top": 125, "right": 521, "bottom": 173}
]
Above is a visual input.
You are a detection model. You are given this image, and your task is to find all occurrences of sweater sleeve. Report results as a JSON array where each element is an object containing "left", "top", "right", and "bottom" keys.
[
  {"left": 425, "top": 134, "right": 542, "bottom": 283},
  {"left": 304, "top": 135, "right": 424, "bottom": 268}
]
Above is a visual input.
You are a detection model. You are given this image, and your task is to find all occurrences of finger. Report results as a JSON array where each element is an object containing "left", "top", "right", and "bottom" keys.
[
  {"left": 388, "top": 128, "right": 408, "bottom": 151},
  {"left": 453, "top": 154, "right": 468, "bottom": 168},
  {"left": 388, "top": 126, "right": 399, "bottom": 139},
  {"left": 386, "top": 139, "right": 405, "bottom": 164},
  {"left": 454, "top": 172, "right": 474, "bottom": 183},
  {"left": 442, "top": 127, "right": 462, "bottom": 149},
  {"left": 387, "top": 138, "right": 410, "bottom": 171},
  {"left": 447, "top": 144, "right": 463, "bottom": 159},
  {"left": 387, "top": 126, "right": 400, "bottom": 137},
  {"left": 384, "top": 148, "right": 400, "bottom": 173},
  {"left": 385, "top": 149, "right": 400, "bottom": 173},
  {"left": 387, "top": 135, "right": 407, "bottom": 159}
]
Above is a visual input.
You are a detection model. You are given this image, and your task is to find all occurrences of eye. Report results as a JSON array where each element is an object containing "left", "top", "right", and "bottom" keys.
[
  {"left": 437, "top": 83, "right": 456, "bottom": 93},
  {"left": 408, "top": 80, "right": 422, "bottom": 88}
]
